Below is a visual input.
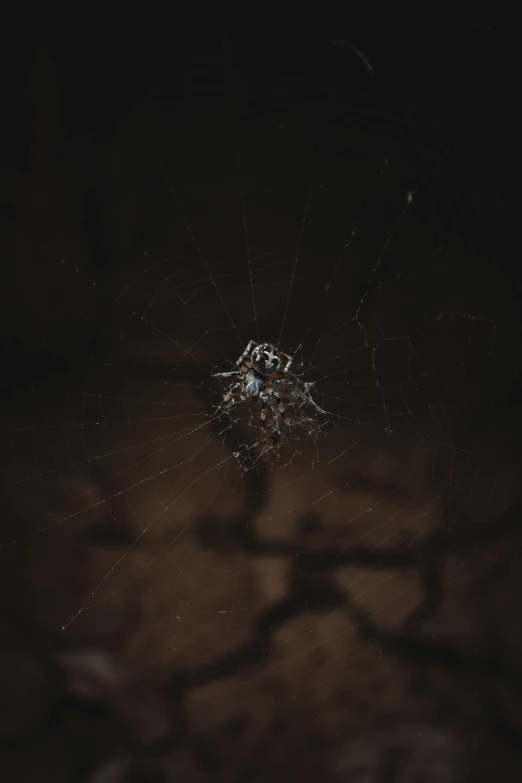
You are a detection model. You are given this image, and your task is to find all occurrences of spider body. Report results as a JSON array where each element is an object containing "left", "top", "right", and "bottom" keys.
[
  {"left": 250, "top": 343, "right": 282, "bottom": 376},
  {"left": 212, "top": 340, "right": 293, "bottom": 443},
  {"left": 244, "top": 369, "right": 267, "bottom": 398}
]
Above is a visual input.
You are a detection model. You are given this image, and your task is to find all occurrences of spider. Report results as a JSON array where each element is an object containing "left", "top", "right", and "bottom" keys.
[{"left": 212, "top": 340, "right": 294, "bottom": 444}]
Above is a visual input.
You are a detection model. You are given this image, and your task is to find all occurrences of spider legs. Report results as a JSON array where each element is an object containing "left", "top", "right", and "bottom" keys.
[
  {"left": 259, "top": 392, "right": 269, "bottom": 424},
  {"left": 268, "top": 389, "right": 285, "bottom": 444},
  {"left": 236, "top": 339, "right": 258, "bottom": 368},
  {"left": 270, "top": 389, "right": 285, "bottom": 419},
  {"left": 280, "top": 352, "right": 293, "bottom": 373},
  {"left": 212, "top": 370, "right": 243, "bottom": 379},
  {"left": 211, "top": 371, "right": 243, "bottom": 419},
  {"left": 212, "top": 381, "right": 243, "bottom": 419}
]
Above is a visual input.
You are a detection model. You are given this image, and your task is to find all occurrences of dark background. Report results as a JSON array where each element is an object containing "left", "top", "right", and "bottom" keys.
[{"left": 1, "top": 14, "right": 519, "bottom": 783}]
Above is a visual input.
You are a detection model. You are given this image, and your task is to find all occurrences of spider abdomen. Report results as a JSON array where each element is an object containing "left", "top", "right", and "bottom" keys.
[{"left": 245, "top": 370, "right": 266, "bottom": 398}]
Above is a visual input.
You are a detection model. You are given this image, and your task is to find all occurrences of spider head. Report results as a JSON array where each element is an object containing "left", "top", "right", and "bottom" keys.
[{"left": 251, "top": 343, "right": 281, "bottom": 375}]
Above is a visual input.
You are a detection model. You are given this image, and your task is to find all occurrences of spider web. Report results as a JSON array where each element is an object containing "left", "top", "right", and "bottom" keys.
[{"left": 1, "top": 28, "right": 519, "bottom": 781}]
